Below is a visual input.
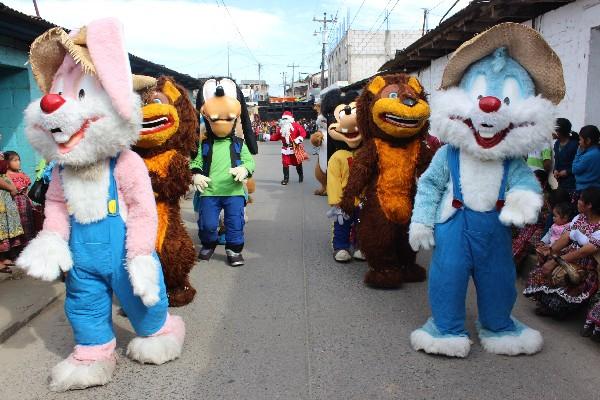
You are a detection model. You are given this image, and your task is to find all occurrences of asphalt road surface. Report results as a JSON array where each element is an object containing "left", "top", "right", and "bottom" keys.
[{"left": 2, "top": 141, "right": 600, "bottom": 399}]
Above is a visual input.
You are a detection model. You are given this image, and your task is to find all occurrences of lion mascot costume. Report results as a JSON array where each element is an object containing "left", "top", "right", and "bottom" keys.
[
  {"left": 17, "top": 19, "right": 185, "bottom": 391},
  {"left": 409, "top": 23, "right": 565, "bottom": 358},
  {"left": 132, "top": 75, "right": 198, "bottom": 307},
  {"left": 340, "top": 74, "right": 432, "bottom": 288}
]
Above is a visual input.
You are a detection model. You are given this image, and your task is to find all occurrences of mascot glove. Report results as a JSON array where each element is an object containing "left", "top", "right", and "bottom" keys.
[
  {"left": 409, "top": 222, "right": 435, "bottom": 252},
  {"left": 193, "top": 174, "right": 211, "bottom": 193},
  {"left": 229, "top": 166, "right": 249, "bottom": 182},
  {"left": 294, "top": 136, "right": 304, "bottom": 144},
  {"left": 326, "top": 206, "right": 350, "bottom": 225},
  {"left": 127, "top": 255, "right": 160, "bottom": 307},
  {"left": 263, "top": 133, "right": 271, "bottom": 141},
  {"left": 499, "top": 189, "right": 543, "bottom": 228},
  {"left": 16, "top": 231, "right": 73, "bottom": 281}
]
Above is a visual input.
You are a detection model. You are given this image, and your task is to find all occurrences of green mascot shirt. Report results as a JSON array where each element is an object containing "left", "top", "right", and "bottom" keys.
[{"left": 190, "top": 137, "right": 255, "bottom": 197}]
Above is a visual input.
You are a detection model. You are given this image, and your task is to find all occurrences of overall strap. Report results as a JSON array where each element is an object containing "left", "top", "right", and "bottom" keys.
[
  {"left": 496, "top": 159, "right": 511, "bottom": 210},
  {"left": 448, "top": 146, "right": 464, "bottom": 209},
  {"left": 107, "top": 155, "right": 119, "bottom": 216},
  {"left": 230, "top": 136, "right": 243, "bottom": 168},
  {"left": 201, "top": 136, "right": 214, "bottom": 177}
]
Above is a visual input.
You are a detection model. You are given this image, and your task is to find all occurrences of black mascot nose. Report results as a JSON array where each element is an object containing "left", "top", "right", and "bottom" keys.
[{"left": 215, "top": 86, "right": 225, "bottom": 97}]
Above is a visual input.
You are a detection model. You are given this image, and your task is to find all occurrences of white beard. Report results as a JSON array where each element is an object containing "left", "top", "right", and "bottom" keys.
[{"left": 280, "top": 120, "right": 293, "bottom": 142}]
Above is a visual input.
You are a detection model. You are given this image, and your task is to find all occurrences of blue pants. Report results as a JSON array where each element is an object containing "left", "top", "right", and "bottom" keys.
[
  {"left": 332, "top": 210, "right": 358, "bottom": 251},
  {"left": 429, "top": 207, "right": 517, "bottom": 335},
  {"left": 64, "top": 158, "right": 168, "bottom": 346},
  {"left": 199, "top": 196, "right": 245, "bottom": 252}
]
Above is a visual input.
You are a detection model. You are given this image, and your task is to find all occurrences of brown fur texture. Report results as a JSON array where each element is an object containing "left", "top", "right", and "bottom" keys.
[
  {"left": 133, "top": 76, "right": 198, "bottom": 306},
  {"left": 340, "top": 74, "right": 432, "bottom": 289}
]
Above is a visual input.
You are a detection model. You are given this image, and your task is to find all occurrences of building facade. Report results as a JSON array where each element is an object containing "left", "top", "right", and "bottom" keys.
[
  {"left": 327, "top": 29, "right": 421, "bottom": 85},
  {"left": 240, "top": 80, "right": 269, "bottom": 102}
]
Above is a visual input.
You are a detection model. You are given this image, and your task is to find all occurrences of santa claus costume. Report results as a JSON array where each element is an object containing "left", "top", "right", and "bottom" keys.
[{"left": 266, "top": 111, "right": 307, "bottom": 185}]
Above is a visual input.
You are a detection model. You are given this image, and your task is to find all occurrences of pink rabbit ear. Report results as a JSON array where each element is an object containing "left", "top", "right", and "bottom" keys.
[{"left": 86, "top": 18, "right": 133, "bottom": 120}]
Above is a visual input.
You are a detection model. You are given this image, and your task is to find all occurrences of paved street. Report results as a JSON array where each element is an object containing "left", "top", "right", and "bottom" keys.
[{"left": 2, "top": 142, "right": 600, "bottom": 399}]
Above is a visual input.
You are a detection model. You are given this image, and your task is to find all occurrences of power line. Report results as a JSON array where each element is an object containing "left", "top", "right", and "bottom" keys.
[
  {"left": 218, "top": 0, "right": 259, "bottom": 64},
  {"left": 352, "top": 0, "right": 394, "bottom": 52},
  {"left": 347, "top": 0, "right": 367, "bottom": 31},
  {"left": 355, "top": 0, "right": 397, "bottom": 54}
]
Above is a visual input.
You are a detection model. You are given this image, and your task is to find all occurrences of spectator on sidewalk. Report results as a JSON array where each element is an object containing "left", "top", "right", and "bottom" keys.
[
  {"left": 0, "top": 154, "right": 23, "bottom": 273},
  {"left": 524, "top": 187, "right": 600, "bottom": 320},
  {"left": 4, "top": 151, "right": 35, "bottom": 245},
  {"left": 553, "top": 118, "right": 579, "bottom": 194},
  {"left": 573, "top": 125, "right": 600, "bottom": 194}
]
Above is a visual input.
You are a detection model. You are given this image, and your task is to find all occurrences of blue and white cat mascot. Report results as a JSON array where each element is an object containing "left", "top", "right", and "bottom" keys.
[{"left": 409, "top": 23, "right": 565, "bottom": 357}]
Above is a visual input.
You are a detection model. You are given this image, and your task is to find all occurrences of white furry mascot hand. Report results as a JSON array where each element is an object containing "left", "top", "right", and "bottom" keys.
[
  {"left": 17, "top": 231, "right": 73, "bottom": 281},
  {"left": 409, "top": 223, "right": 435, "bottom": 251},
  {"left": 499, "top": 189, "right": 543, "bottom": 227},
  {"left": 193, "top": 173, "right": 211, "bottom": 193},
  {"left": 127, "top": 255, "right": 160, "bottom": 307}
]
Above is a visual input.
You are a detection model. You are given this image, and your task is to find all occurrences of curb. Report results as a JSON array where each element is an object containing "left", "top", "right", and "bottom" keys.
[{"left": 0, "top": 276, "right": 65, "bottom": 344}]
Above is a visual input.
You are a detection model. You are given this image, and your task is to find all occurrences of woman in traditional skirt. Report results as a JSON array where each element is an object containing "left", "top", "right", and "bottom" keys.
[{"left": 524, "top": 187, "right": 600, "bottom": 319}]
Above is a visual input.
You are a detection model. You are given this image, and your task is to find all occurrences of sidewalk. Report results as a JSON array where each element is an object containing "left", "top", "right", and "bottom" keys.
[{"left": 0, "top": 272, "right": 64, "bottom": 343}]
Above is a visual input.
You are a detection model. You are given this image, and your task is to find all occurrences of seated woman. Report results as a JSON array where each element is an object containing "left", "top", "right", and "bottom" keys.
[{"left": 524, "top": 187, "right": 600, "bottom": 319}]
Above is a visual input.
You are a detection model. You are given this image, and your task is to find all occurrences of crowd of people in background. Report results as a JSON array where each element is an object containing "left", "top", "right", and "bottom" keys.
[
  {"left": 253, "top": 118, "right": 317, "bottom": 142},
  {"left": 511, "top": 118, "right": 600, "bottom": 340}
]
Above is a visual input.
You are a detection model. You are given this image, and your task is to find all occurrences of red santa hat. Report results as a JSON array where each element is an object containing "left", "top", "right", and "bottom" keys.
[{"left": 281, "top": 111, "right": 294, "bottom": 120}]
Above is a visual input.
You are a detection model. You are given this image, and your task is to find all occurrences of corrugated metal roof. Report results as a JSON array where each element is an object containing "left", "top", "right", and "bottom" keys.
[{"left": 0, "top": 2, "right": 200, "bottom": 89}]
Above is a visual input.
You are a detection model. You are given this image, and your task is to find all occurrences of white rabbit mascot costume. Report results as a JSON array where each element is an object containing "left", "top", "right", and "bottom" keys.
[
  {"left": 409, "top": 23, "right": 565, "bottom": 358},
  {"left": 17, "top": 19, "right": 185, "bottom": 391}
]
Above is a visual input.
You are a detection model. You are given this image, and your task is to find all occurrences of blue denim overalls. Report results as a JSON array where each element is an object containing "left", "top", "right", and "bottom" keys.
[
  {"left": 428, "top": 146, "right": 517, "bottom": 336},
  {"left": 63, "top": 156, "right": 168, "bottom": 346}
]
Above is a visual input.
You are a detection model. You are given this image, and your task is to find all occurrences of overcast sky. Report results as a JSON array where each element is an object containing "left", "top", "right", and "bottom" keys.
[{"left": 7, "top": 0, "right": 470, "bottom": 96}]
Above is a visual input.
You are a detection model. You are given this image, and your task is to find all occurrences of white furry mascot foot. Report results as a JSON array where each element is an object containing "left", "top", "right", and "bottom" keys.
[
  {"left": 17, "top": 18, "right": 184, "bottom": 391},
  {"left": 409, "top": 23, "right": 565, "bottom": 357}
]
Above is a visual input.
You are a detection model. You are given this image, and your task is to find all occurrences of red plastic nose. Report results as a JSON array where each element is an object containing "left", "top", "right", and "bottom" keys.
[
  {"left": 40, "top": 94, "right": 65, "bottom": 114},
  {"left": 479, "top": 96, "right": 501, "bottom": 113}
]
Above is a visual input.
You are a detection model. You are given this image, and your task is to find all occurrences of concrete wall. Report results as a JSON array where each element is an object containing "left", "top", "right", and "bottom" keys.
[
  {"left": 414, "top": 0, "right": 600, "bottom": 131},
  {"left": 328, "top": 29, "right": 421, "bottom": 84},
  {"left": 0, "top": 35, "right": 42, "bottom": 179}
]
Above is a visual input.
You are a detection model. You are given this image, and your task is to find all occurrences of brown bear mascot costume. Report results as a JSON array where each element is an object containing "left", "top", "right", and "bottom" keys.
[
  {"left": 133, "top": 75, "right": 198, "bottom": 306},
  {"left": 340, "top": 74, "right": 432, "bottom": 288}
]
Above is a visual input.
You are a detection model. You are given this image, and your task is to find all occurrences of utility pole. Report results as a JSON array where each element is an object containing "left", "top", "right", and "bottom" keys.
[
  {"left": 258, "top": 63, "right": 262, "bottom": 81},
  {"left": 313, "top": 12, "right": 336, "bottom": 90},
  {"left": 32, "top": 0, "right": 41, "bottom": 17},
  {"left": 421, "top": 8, "right": 429, "bottom": 36},
  {"left": 287, "top": 63, "right": 299, "bottom": 97},
  {"left": 281, "top": 71, "right": 287, "bottom": 96},
  {"left": 227, "top": 42, "right": 230, "bottom": 77}
]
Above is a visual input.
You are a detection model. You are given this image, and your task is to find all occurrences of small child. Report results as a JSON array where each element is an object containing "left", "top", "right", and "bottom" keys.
[
  {"left": 5, "top": 151, "right": 35, "bottom": 245},
  {"left": 540, "top": 202, "right": 572, "bottom": 245}
]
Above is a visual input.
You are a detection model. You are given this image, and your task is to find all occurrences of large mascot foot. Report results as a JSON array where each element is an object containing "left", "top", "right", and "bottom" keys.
[
  {"left": 168, "top": 285, "right": 197, "bottom": 307},
  {"left": 477, "top": 318, "right": 543, "bottom": 356},
  {"left": 403, "top": 263, "right": 427, "bottom": 283},
  {"left": 127, "top": 314, "right": 185, "bottom": 365},
  {"left": 410, "top": 318, "right": 471, "bottom": 358},
  {"left": 363, "top": 268, "right": 403, "bottom": 289},
  {"left": 49, "top": 340, "right": 117, "bottom": 392}
]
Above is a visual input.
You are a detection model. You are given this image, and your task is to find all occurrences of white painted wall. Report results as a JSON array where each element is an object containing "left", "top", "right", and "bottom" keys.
[
  {"left": 327, "top": 29, "right": 421, "bottom": 84},
  {"left": 413, "top": 0, "right": 600, "bottom": 131}
]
